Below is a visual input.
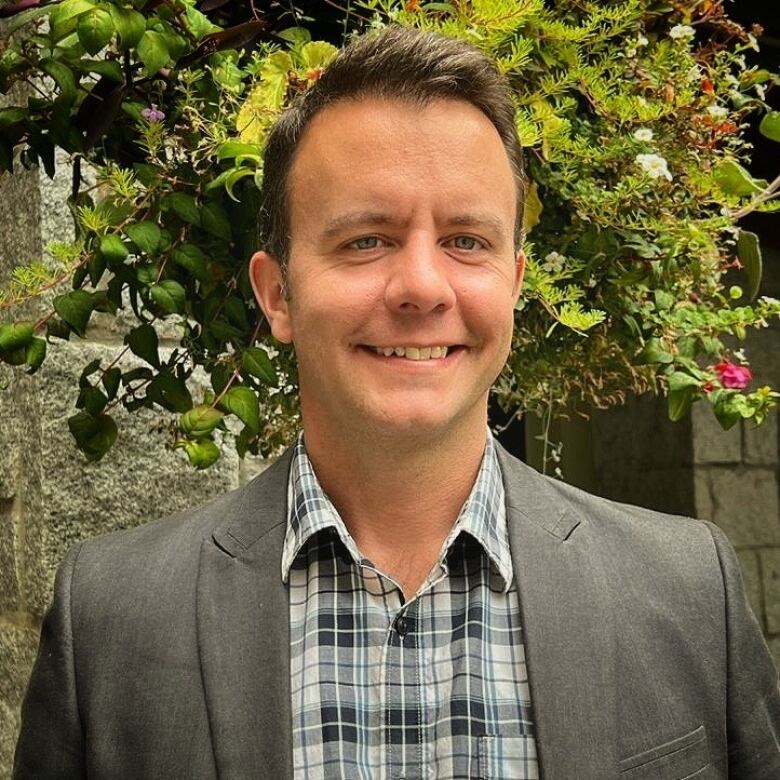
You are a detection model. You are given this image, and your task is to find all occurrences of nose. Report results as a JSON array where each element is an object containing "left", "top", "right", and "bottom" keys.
[{"left": 384, "top": 234, "right": 456, "bottom": 314}]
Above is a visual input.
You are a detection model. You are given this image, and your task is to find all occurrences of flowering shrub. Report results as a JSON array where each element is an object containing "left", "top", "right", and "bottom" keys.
[{"left": 0, "top": 0, "right": 778, "bottom": 466}]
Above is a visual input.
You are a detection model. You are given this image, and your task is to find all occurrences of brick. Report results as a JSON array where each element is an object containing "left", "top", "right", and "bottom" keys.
[
  {"left": 0, "top": 621, "right": 38, "bottom": 706},
  {"left": 743, "top": 412, "right": 778, "bottom": 466},
  {"left": 736, "top": 549, "right": 764, "bottom": 632},
  {"left": 691, "top": 401, "right": 741, "bottom": 465},
  {"left": 761, "top": 549, "right": 780, "bottom": 635},
  {"left": 0, "top": 698, "right": 20, "bottom": 780}
]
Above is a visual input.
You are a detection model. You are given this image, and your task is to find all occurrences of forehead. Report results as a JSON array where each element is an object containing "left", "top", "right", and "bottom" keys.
[{"left": 285, "top": 96, "right": 517, "bottom": 239}]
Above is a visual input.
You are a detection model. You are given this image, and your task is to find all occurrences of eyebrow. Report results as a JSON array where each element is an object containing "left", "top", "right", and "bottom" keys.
[{"left": 319, "top": 211, "right": 508, "bottom": 241}]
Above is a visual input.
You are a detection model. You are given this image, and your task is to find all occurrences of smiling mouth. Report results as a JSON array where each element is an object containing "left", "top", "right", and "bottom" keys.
[{"left": 358, "top": 345, "right": 465, "bottom": 361}]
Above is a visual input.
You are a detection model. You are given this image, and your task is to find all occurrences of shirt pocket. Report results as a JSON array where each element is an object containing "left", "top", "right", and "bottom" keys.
[
  {"left": 477, "top": 734, "right": 539, "bottom": 780},
  {"left": 619, "top": 725, "right": 710, "bottom": 779}
]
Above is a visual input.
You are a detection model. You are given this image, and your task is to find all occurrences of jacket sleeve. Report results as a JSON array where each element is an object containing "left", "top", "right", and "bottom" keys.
[
  {"left": 13, "top": 542, "right": 86, "bottom": 779},
  {"left": 706, "top": 521, "right": 780, "bottom": 777}
]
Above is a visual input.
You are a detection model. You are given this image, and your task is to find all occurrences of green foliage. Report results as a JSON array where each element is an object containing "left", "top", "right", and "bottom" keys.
[{"left": 0, "top": 0, "right": 779, "bottom": 465}]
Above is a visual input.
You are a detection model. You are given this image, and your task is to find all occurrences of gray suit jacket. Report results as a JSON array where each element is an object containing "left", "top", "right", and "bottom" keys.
[{"left": 14, "top": 443, "right": 780, "bottom": 779}]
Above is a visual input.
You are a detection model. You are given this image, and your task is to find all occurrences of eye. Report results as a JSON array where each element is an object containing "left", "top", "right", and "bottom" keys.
[
  {"left": 347, "top": 236, "right": 384, "bottom": 250},
  {"left": 450, "top": 235, "right": 485, "bottom": 251}
]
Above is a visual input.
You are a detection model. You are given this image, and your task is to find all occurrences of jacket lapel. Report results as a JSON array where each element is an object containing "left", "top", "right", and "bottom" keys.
[
  {"left": 496, "top": 445, "right": 618, "bottom": 780},
  {"left": 197, "top": 449, "right": 295, "bottom": 780}
]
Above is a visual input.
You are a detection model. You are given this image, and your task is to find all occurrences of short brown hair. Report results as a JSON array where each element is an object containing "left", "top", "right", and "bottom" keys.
[{"left": 258, "top": 25, "right": 527, "bottom": 270}]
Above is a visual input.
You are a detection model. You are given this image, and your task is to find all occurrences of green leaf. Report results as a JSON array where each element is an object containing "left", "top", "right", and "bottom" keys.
[
  {"left": 39, "top": 58, "right": 77, "bottom": 103},
  {"left": 219, "top": 386, "right": 259, "bottom": 433},
  {"left": 201, "top": 201, "right": 232, "bottom": 240},
  {"left": 712, "top": 395, "right": 742, "bottom": 430},
  {"left": 737, "top": 230, "right": 762, "bottom": 301},
  {"left": 208, "top": 167, "right": 254, "bottom": 202},
  {"left": 242, "top": 346, "right": 278, "bottom": 385},
  {"left": 77, "top": 8, "right": 114, "bottom": 55},
  {"left": 53, "top": 289, "right": 97, "bottom": 337},
  {"left": 713, "top": 160, "right": 764, "bottom": 197},
  {"left": 78, "top": 385, "right": 109, "bottom": 416},
  {"left": 126, "top": 220, "right": 161, "bottom": 254},
  {"left": 102, "top": 366, "right": 121, "bottom": 398},
  {"left": 636, "top": 338, "right": 673, "bottom": 365},
  {"left": 759, "top": 111, "right": 780, "bottom": 143},
  {"left": 147, "top": 370, "right": 192, "bottom": 413},
  {"left": 136, "top": 30, "right": 171, "bottom": 76},
  {"left": 653, "top": 290, "right": 674, "bottom": 311},
  {"left": 0, "top": 322, "right": 34, "bottom": 351},
  {"left": 216, "top": 141, "right": 261, "bottom": 161},
  {"left": 173, "top": 244, "right": 210, "bottom": 282},
  {"left": 68, "top": 411, "right": 118, "bottom": 461},
  {"left": 49, "top": 0, "right": 95, "bottom": 41},
  {"left": 300, "top": 41, "right": 339, "bottom": 70},
  {"left": 184, "top": 5, "right": 218, "bottom": 40},
  {"left": 25, "top": 337, "right": 47, "bottom": 373},
  {"left": 124, "top": 323, "right": 160, "bottom": 367},
  {"left": 522, "top": 181, "right": 542, "bottom": 235},
  {"left": 150, "top": 280, "right": 186, "bottom": 314},
  {"left": 276, "top": 27, "right": 311, "bottom": 46},
  {"left": 109, "top": 5, "right": 146, "bottom": 50},
  {"left": 180, "top": 404, "right": 223, "bottom": 437},
  {"left": 0, "top": 107, "right": 26, "bottom": 128},
  {"left": 183, "top": 438, "right": 221, "bottom": 469},
  {"left": 99, "top": 233, "right": 129, "bottom": 263},
  {"left": 667, "top": 386, "right": 694, "bottom": 422},
  {"left": 667, "top": 371, "right": 700, "bottom": 392},
  {"left": 74, "top": 59, "right": 124, "bottom": 82},
  {"left": 164, "top": 192, "right": 201, "bottom": 225}
]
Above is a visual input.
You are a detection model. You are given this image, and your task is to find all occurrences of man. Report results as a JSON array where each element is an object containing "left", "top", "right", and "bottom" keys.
[{"left": 14, "top": 25, "right": 780, "bottom": 780}]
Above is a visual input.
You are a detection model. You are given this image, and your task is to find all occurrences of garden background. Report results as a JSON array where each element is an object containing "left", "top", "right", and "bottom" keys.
[{"left": 1, "top": 0, "right": 780, "bottom": 775}]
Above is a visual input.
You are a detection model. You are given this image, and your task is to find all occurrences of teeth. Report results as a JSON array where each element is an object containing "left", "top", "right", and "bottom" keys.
[{"left": 370, "top": 346, "right": 451, "bottom": 360}]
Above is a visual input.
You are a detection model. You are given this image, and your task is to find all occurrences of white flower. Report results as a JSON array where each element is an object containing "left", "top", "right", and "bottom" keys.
[
  {"left": 755, "top": 83, "right": 766, "bottom": 101},
  {"left": 733, "top": 348, "right": 747, "bottom": 363},
  {"left": 686, "top": 64, "right": 702, "bottom": 83},
  {"left": 707, "top": 104, "right": 729, "bottom": 118},
  {"left": 633, "top": 128, "right": 654, "bottom": 142},
  {"left": 542, "top": 251, "right": 566, "bottom": 273},
  {"left": 760, "top": 296, "right": 780, "bottom": 306},
  {"left": 747, "top": 33, "right": 759, "bottom": 52},
  {"left": 636, "top": 35, "right": 649, "bottom": 47},
  {"left": 669, "top": 24, "right": 695, "bottom": 40},
  {"left": 636, "top": 153, "right": 672, "bottom": 181},
  {"left": 586, "top": 277, "right": 598, "bottom": 288}
]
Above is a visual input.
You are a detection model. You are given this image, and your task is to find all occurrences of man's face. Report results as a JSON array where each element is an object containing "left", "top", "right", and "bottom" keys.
[{"left": 250, "top": 97, "right": 524, "bottom": 442}]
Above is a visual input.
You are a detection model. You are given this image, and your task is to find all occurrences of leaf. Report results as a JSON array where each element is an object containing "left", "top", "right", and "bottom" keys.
[
  {"left": 146, "top": 370, "right": 192, "bottom": 412},
  {"left": 0, "top": 107, "right": 26, "bottom": 127},
  {"left": 737, "top": 230, "right": 762, "bottom": 301},
  {"left": 74, "top": 59, "right": 123, "bottom": 82},
  {"left": 667, "top": 386, "right": 694, "bottom": 422},
  {"left": 667, "top": 371, "right": 700, "bottom": 392},
  {"left": 522, "top": 180, "right": 542, "bottom": 235},
  {"left": 713, "top": 160, "right": 764, "bottom": 197},
  {"left": 164, "top": 192, "right": 201, "bottom": 225},
  {"left": 0, "top": 322, "right": 34, "bottom": 351},
  {"left": 242, "top": 346, "right": 278, "bottom": 385},
  {"left": 184, "top": 4, "right": 218, "bottom": 40},
  {"left": 25, "top": 336, "right": 46, "bottom": 373},
  {"left": 99, "top": 233, "right": 129, "bottom": 263},
  {"left": 68, "top": 411, "right": 118, "bottom": 461},
  {"left": 653, "top": 289, "right": 674, "bottom": 311},
  {"left": 219, "top": 386, "right": 259, "bottom": 433},
  {"left": 53, "top": 289, "right": 97, "bottom": 337},
  {"left": 276, "top": 26, "right": 311, "bottom": 46},
  {"left": 636, "top": 338, "right": 673, "bottom": 365},
  {"left": 39, "top": 58, "right": 77, "bottom": 103},
  {"left": 136, "top": 30, "right": 170, "bottom": 75},
  {"left": 712, "top": 395, "right": 742, "bottom": 430},
  {"left": 49, "top": 0, "right": 95, "bottom": 41},
  {"left": 759, "top": 111, "right": 780, "bottom": 143},
  {"left": 78, "top": 385, "right": 109, "bottom": 416},
  {"left": 124, "top": 323, "right": 160, "bottom": 367},
  {"left": 184, "top": 438, "right": 221, "bottom": 469},
  {"left": 173, "top": 243, "right": 210, "bottom": 282},
  {"left": 77, "top": 8, "right": 114, "bottom": 55},
  {"left": 300, "top": 41, "right": 339, "bottom": 70},
  {"left": 126, "top": 220, "right": 161, "bottom": 254},
  {"left": 150, "top": 280, "right": 186, "bottom": 314},
  {"left": 1, "top": 4, "right": 53, "bottom": 35},
  {"left": 102, "top": 366, "right": 121, "bottom": 398},
  {"left": 216, "top": 140, "right": 262, "bottom": 161},
  {"left": 180, "top": 404, "right": 223, "bottom": 437},
  {"left": 201, "top": 201, "right": 232, "bottom": 240},
  {"left": 109, "top": 5, "right": 146, "bottom": 50}
]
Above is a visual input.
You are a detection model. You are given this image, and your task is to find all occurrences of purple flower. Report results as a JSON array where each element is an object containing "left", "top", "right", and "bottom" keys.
[{"left": 141, "top": 104, "right": 166, "bottom": 122}]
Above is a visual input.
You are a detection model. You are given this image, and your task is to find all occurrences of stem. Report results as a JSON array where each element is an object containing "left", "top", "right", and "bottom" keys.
[
  {"left": 211, "top": 320, "right": 263, "bottom": 408},
  {"left": 731, "top": 172, "right": 780, "bottom": 220}
]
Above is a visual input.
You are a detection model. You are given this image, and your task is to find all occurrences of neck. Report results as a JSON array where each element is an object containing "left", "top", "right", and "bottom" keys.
[{"left": 300, "top": 408, "right": 489, "bottom": 596}]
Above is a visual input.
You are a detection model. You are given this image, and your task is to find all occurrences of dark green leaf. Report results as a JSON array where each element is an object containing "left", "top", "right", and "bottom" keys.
[
  {"left": 667, "top": 387, "right": 694, "bottom": 422},
  {"left": 109, "top": 5, "right": 146, "bottom": 50},
  {"left": 124, "top": 323, "right": 160, "bottom": 367},
  {"left": 183, "top": 438, "right": 220, "bottom": 469},
  {"left": 172, "top": 243, "right": 210, "bottom": 282},
  {"left": 0, "top": 107, "right": 26, "bottom": 128},
  {"left": 78, "top": 385, "right": 109, "bottom": 416},
  {"left": 39, "top": 58, "right": 77, "bottom": 103},
  {"left": 667, "top": 371, "right": 700, "bottom": 393},
  {"left": 219, "top": 385, "right": 259, "bottom": 433},
  {"left": 53, "top": 289, "right": 96, "bottom": 337},
  {"left": 126, "top": 220, "right": 161, "bottom": 254},
  {"left": 147, "top": 370, "right": 192, "bottom": 412},
  {"left": 150, "top": 280, "right": 186, "bottom": 314},
  {"left": 0, "top": 321, "right": 34, "bottom": 351},
  {"left": 25, "top": 337, "right": 46, "bottom": 373},
  {"left": 241, "top": 346, "right": 277, "bottom": 385},
  {"left": 759, "top": 111, "right": 780, "bottom": 143},
  {"left": 180, "top": 404, "right": 223, "bottom": 437},
  {"left": 77, "top": 8, "right": 114, "bottom": 55},
  {"left": 712, "top": 396, "right": 742, "bottom": 430},
  {"left": 74, "top": 59, "right": 123, "bottom": 82},
  {"left": 136, "top": 30, "right": 170, "bottom": 75},
  {"left": 46, "top": 317, "right": 71, "bottom": 341},
  {"left": 102, "top": 366, "right": 121, "bottom": 398},
  {"left": 99, "top": 233, "right": 129, "bottom": 263},
  {"left": 201, "top": 201, "right": 232, "bottom": 240},
  {"left": 737, "top": 230, "right": 762, "bottom": 301},
  {"left": 67, "top": 411, "right": 118, "bottom": 461},
  {"left": 636, "top": 338, "right": 673, "bottom": 365},
  {"left": 164, "top": 192, "right": 201, "bottom": 225}
]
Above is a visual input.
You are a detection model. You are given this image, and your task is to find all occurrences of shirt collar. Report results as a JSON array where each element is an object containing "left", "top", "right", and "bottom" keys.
[{"left": 281, "top": 429, "right": 513, "bottom": 592}]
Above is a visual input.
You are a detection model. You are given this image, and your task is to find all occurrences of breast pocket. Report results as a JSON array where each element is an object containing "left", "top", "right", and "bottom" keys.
[
  {"left": 477, "top": 734, "right": 539, "bottom": 780},
  {"left": 619, "top": 725, "right": 710, "bottom": 779}
]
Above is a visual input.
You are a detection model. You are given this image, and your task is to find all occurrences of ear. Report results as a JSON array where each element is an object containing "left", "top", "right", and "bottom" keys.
[
  {"left": 512, "top": 249, "right": 526, "bottom": 301},
  {"left": 249, "top": 251, "right": 293, "bottom": 344}
]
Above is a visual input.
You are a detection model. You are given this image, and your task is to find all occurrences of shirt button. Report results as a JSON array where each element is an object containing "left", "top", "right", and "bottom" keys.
[{"left": 395, "top": 616, "right": 408, "bottom": 636}]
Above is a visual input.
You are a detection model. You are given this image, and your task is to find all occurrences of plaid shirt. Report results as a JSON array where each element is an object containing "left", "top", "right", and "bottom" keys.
[{"left": 283, "top": 432, "right": 538, "bottom": 779}]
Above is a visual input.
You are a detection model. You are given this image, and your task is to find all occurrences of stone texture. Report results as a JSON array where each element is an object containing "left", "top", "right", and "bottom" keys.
[
  {"left": 0, "top": 698, "right": 20, "bottom": 780},
  {"left": 736, "top": 549, "right": 764, "bottom": 632},
  {"left": 691, "top": 401, "right": 742, "bottom": 465},
  {"left": 694, "top": 466, "right": 780, "bottom": 548},
  {"left": 0, "top": 621, "right": 38, "bottom": 707},
  {"left": 743, "top": 412, "right": 778, "bottom": 466},
  {"left": 768, "top": 636, "right": 780, "bottom": 680},
  {"left": 23, "top": 340, "right": 241, "bottom": 617},
  {"left": 239, "top": 454, "right": 274, "bottom": 486},
  {"left": 761, "top": 549, "right": 780, "bottom": 636}
]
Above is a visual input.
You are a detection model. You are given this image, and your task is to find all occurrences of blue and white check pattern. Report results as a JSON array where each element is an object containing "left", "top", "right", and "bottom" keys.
[{"left": 283, "top": 431, "right": 537, "bottom": 779}]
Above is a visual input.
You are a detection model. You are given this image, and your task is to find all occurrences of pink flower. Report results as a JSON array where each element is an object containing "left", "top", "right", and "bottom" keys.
[
  {"left": 714, "top": 362, "right": 752, "bottom": 390},
  {"left": 141, "top": 104, "right": 166, "bottom": 122}
]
